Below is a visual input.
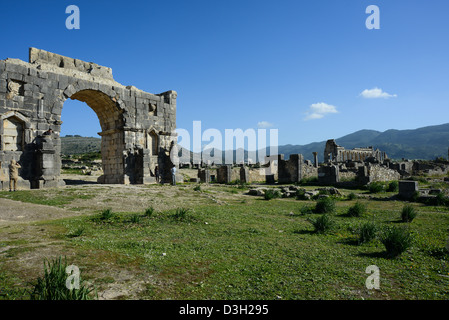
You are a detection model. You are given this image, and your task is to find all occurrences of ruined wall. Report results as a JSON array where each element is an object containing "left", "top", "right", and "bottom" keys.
[
  {"left": 324, "top": 139, "right": 387, "bottom": 163},
  {"left": 339, "top": 170, "right": 358, "bottom": 181},
  {"left": 360, "top": 163, "right": 401, "bottom": 184},
  {"left": 277, "top": 154, "right": 317, "bottom": 184},
  {"left": 0, "top": 48, "right": 178, "bottom": 188}
]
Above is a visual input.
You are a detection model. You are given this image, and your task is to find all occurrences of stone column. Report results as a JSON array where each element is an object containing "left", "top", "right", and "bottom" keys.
[{"left": 312, "top": 152, "right": 318, "bottom": 168}]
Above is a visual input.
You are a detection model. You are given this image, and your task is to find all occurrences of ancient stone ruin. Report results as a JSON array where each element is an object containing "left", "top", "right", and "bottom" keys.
[
  {"left": 0, "top": 48, "right": 178, "bottom": 189},
  {"left": 324, "top": 139, "right": 387, "bottom": 163}
]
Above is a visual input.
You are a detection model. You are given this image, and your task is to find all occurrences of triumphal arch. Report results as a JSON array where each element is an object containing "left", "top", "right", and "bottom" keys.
[{"left": 0, "top": 48, "right": 178, "bottom": 189}]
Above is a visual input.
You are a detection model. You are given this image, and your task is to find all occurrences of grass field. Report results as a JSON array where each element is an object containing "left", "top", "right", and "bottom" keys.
[{"left": 0, "top": 182, "right": 448, "bottom": 300}]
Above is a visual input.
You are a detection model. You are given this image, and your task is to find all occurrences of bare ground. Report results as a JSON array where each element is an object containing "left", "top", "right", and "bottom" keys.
[{"left": 0, "top": 173, "right": 249, "bottom": 299}]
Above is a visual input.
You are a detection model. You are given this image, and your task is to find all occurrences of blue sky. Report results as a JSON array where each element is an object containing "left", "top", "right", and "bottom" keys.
[{"left": 1, "top": 0, "right": 448, "bottom": 148}]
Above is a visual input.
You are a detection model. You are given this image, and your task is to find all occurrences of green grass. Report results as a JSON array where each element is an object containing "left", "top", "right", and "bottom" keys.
[
  {"left": 2, "top": 185, "right": 449, "bottom": 300},
  {"left": 28, "top": 256, "right": 95, "bottom": 300}
]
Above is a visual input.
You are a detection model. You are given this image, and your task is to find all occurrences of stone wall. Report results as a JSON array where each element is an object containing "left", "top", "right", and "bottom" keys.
[
  {"left": 366, "top": 163, "right": 401, "bottom": 182},
  {"left": 0, "top": 48, "right": 178, "bottom": 189},
  {"left": 277, "top": 154, "right": 318, "bottom": 184}
]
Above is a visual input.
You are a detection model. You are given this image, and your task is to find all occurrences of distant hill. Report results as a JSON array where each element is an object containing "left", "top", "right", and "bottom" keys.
[
  {"left": 61, "top": 136, "right": 101, "bottom": 155},
  {"left": 277, "top": 123, "right": 449, "bottom": 162},
  {"left": 61, "top": 123, "right": 449, "bottom": 161}
]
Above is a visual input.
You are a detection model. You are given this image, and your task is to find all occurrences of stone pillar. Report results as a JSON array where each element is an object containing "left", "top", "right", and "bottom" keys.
[
  {"left": 266, "top": 174, "right": 275, "bottom": 184},
  {"left": 240, "top": 166, "right": 249, "bottom": 183},
  {"left": 312, "top": 152, "right": 318, "bottom": 168},
  {"left": 198, "top": 168, "right": 211, "bottom": 183}
]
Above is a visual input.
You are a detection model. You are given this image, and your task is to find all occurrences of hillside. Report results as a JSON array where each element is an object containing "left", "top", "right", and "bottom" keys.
[
  {"left": 61, "top": 136, "right": 101, "bottom": 155},
  {"left": 61, "top": 123, "right": 449, "bottom": 161}
]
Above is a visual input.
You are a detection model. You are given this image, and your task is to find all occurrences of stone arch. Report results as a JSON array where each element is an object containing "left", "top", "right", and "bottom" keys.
[
  {"left": 62, "top": 88, "right": 126, "bottom": 184},
  {"left": 0, "top": 48, "right": 178, "bottom": 188}
]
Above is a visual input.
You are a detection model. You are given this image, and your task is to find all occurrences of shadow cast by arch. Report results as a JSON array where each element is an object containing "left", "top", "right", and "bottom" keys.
[{"left": 63, "top": 179, "right": 98, "bottom": 185}]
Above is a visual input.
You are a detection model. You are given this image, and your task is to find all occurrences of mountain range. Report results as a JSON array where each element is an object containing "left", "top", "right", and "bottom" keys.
[{"left": 61, "top": 123, "right": 449, "bottom": 162}]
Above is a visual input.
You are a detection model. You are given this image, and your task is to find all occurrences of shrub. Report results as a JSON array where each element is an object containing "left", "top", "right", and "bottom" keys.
[
  {"left": 368, "top": 182, "right": 385, "bottom": 194},
  {"left": 346, "top": 201, "right": 367, "bottom": 217},
  {"left": 172, "top": 208, "right": 190, "bottom": 220},
  {"left": 347, "top": 192, "right": 358, "bottom": 200},
  {"left": 130, "top": 214, "right": 141, "bottom": 224},
  {"left": 29, "top": 257, "right": 95, "bottom": 300},
  {"left": 401, "top": 205, "right": 418, "bottom": 222},
  {"left": 144, "top": 207, "right": 154, "bottom": 217},
  {"left": 299, "top": 205, "right": 314, "bottom": 215},
  {"left": 435, "top": 193, "right": 449, "bottom": 206},
  {"left": 100, "top": 209, "right": 114, "bottom": 220},
  {"left": 314, "top": 197, "right": 336, "bottom": 214},
  {"left": 411, "top": 191, "right": 420, "bottom": 202},
  {"left": 193, "top": 185, "right": 201, "bottom": 192},
  {"left": 264, "top": 189, "right": 281, "bottom": 200},
  {"left": 358, "top": 222, "right": 378, "bottom": 244},
  {"left": 387, "top": 181, "right": 399, "bottom": 192},
  {"left": 309, "top": 214, "right": 335, "bottom": 234},
  {"left": 381, "top": 226, "right": 413, "bottom": 258},
  {"left": 296, "top": 189, "right": 307, "bottom": 200}
]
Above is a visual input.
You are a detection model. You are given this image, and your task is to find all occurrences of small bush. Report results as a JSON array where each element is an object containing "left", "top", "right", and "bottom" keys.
[
  {"left": 144, "top": 207, "right": 154, "bottom": 217},
  {"left": 296, "top": 189, "right": 307, "bottom": 200},
  {"left": 368, "top": 182, "right": 385, "bottom": 194},
  {"left": 387, "top": 181, "right": 399, "bottom": 192},
  {"left": 314, "top": 197, "right": 336, "bottom": 214},
  {"left": 193, "top": 185, "right": 201, "bottom": 192},
  {"left": 309, "top": 214, "right": 335, "bottom": 234},
  {"left": 264, "top": 189, "right": 281, "bottom": 200},
  {"left": 346, "top": 201, "right": 367, "bottom": 217},
  {"left": 411, "top": 191, "right": 420, "bottom": 202},
  {"left": 435, "top": 192, "right": 449, "bottom": 206},
  {"left": 347, "top": 192, "right": 358, "bottom": 201},
  {"left": 381, "top": 226, "right": 413, "bottom": 258},
  {"left": 29, "top": 257, "right": 95, "bottom": 300},
  {"left": 401, "top": 205, "right": 418, "bottom": 222},
  {"left": 299, "top": 205, "right": 314, "bottom": 215},
  {"left": 358, "top": 222, "right": 378, "bottom": 244},
  {"left": 130, "top": 214, "right": 141, "bottom": 224},
  {"left": 172, "top": 208, "right": 190, "bottom": 220},
  {"left": 100, "top": 209, "right": 114, "bottom": 220}
]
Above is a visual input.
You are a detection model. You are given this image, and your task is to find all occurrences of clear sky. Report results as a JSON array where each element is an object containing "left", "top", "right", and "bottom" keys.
[{"left": 1, "top": 0, "right": 448, "bottom": 147}]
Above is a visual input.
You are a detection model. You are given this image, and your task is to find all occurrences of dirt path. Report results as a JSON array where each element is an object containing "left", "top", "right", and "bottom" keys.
[{"left": 0, "top": 198, "right": 82, "bottom": 225}]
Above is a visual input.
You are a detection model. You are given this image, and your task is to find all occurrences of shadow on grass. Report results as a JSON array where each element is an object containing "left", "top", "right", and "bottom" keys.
[
  {"left": 63, "top": 179, "right": 98, "bottom": 185},
  {"left": 337, "top": 237, "right": 360, "bottom": 246},
  {"left": 292, "top": 229, "right": 315, "bottom": 235}
]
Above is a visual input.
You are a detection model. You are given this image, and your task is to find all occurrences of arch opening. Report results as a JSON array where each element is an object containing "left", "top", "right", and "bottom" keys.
[{"left": 61, "top": 89, "right": 125, "bottom": 184}]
